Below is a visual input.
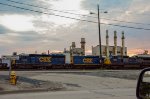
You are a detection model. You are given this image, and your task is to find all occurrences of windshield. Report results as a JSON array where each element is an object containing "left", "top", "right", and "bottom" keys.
[{"left": 0, "top": 0, "right": 150, "bottom": 99}]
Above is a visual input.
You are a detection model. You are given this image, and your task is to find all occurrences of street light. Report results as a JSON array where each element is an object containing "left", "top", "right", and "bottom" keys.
[{"left": 90, "top": 4, "right": 107, "bottom": 62}]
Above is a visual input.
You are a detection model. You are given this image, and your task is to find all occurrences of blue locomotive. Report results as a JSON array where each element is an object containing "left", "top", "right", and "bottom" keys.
[
  {"left": 12, "top": 54, "right": 102, "bottom": 69},
  {"left": 14, "top": 54, "right": 65, "bottom": 69},
  {"left": 7, "top": 54, "right": 150, "bottom": 69}
]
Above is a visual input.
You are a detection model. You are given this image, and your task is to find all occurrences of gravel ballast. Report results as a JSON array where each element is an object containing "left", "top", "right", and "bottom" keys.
[{"left": 0, "top": 75, "right": 65, "bottom": 94}]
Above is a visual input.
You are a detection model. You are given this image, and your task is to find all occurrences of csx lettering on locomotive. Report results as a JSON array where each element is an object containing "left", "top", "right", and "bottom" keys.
[
  {"left": 83, "top": 58, "right": 93, "bottom": 63},
  {"left": 39, "top": 57, "right": 51, "bottom": 62}
]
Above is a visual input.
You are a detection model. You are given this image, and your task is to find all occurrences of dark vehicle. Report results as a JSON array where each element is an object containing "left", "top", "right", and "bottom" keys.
[{"left": 136, "top": 67, "right": 150, "bottom": 99}]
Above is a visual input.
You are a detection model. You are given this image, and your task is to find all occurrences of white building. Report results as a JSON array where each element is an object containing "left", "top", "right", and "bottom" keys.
[
  {"left": 63, "top": 52, "right": 71, "bottom": 64},
  {"left": 68, "top": 38, "right": 86, "bottom": 56},
  {"left": 70, "top": 48, "right": 84, "bottom": 56},
  {"left": 92, "top": 30, "right": 127, "bottom": 57},
  {"left": 92, "top": 45, "right": 127, "bottom": 56},
  {"left": 1, "top": 55, "right": 19, "bottom": 67}
]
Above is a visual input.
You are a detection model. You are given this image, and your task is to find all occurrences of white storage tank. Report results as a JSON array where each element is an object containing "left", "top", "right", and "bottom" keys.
[{"left": 63, "top": 53, "right": 71, "bottom": 64}]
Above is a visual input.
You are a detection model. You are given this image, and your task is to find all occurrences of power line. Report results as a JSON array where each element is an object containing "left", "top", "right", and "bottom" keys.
[
  {"left": 6, "top": 0, "right": 150, "bottom": 26},
  {"left": 0, "top": 2, "right": 98, "bottom": 23},
  {"left": 5, "top": 0, "right": 97, "bottom": 18},
  {"left": 0, "top": 2, "right": 150, "bottom": 31},
  {"left": 6, "top": 0, "right": 112, "bottom": 15},
  {"left": 100, "top": 17, "right": 150, "bottom": 26},
  {"left": 108, "top": 10, "right": 150, "bottom": 16}
]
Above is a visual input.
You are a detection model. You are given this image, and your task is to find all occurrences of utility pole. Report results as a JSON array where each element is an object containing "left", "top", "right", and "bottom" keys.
[{"left": 97, "top": 4, "right": 102, "bottom": 60}]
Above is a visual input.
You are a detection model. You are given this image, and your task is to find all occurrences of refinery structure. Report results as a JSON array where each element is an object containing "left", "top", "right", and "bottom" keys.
[
  {"left": 64, "top": 30, "right": 127, "bottom": 57},
  {"left": 92, "top": 30, "right": 127, "bottom": 57},
  {"left": 2, "top": 30, "right": 128, "bottom": 59},
  {"left": 64, "top": 38, "right": 86, "bottom": 56}
]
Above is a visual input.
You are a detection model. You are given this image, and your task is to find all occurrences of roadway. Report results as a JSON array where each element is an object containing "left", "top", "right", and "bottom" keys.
[
  {"left": 0, "top": 70, "right": 139, "bottom": 99},
  {"left": 0, "top": 88, "right": 135, "bottom": 99}
]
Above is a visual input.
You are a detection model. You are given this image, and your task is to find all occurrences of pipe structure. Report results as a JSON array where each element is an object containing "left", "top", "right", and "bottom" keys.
[
  {"left": 80, "top": 38, "right": 86, "bottom": 55},
  {"left": 70, "top": 46, "right": 72, "bottom": 55},
  {"left": 122, "top": 31, "right": 125, "bottom": 56},
  {"left": 104, "top": 30, "right": 111, "bottom": 65},
  {"left": 72, "top": 42, "right": 76, "bottom": 48},
  {"left": 106, "top": 30, "right": 109, "bottom": 57},
  {"left": 114, "top": 31, "right": 117, "bottom": 56}
]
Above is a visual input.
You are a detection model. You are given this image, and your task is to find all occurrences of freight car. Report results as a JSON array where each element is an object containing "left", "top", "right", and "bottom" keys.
[
  {"left": 104, "top": 55, "right": 148, "bottom": 69},
  {"left": 123, "top": 57, "right": 141, "bottom": 69},
  {"left": 108, "top": 56, "right": 150, "bottom": 69},
  {"left": 141, "top": 57, "right": 150, "bottom": 68},
  {"left": 135, "top": 56, "right": 150, "bottom": 68},
  {"left": 131, "top": 55, "right": 150, "bottom": 68}
]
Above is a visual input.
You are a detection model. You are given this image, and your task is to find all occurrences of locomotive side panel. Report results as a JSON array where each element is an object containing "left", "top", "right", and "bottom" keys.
[
  {"left": 72, "top": 56, "right": 100, "bottom": 69},
  {"left": 73, "top": 56, "right": 100, "bottom": 65},
  {"left": 51, "top": 55, "right": 65, "bottom": 65}
]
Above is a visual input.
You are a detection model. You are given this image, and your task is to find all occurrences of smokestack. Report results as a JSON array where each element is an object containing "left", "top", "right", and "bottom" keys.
[
  {"left": 48, "top": 50, "right": 50, "bottom": 54},
  {"left": 106, "top": 30, "right": 109, "bottom": 57},
  {"left": 64, "top": 48, "right": 66, "bottom": 53},
  {"left": 80, "top": 38, "right": 86, "bottom": 55},
  {"left": 13, "top": 52, "right": 17, "bottom": 56},
  {"left": 72, "top": 42, "right": 76, "bottom": 48},
  {"left": 122, "top": 31, "right": 125, "bottom": 56},
  {"left": 70, "top": 46, "right": 72, "bottom": 56},
  {"left": 114, "top": 31, "right": 117, "bottom": 56}
]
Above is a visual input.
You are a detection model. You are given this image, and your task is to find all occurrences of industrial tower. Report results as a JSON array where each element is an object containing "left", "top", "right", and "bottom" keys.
[
  {"left": 122, "top": 31, "right": 125, "bottom": 56},
  {"left": 104, "top": 30, "right": 111, "bottom": 65},
  {"left": 114, "top": 31, "right": 117, "bottom": 56},
  {"left": 80, "top": 38, "right": 86, "bottom": 55}
]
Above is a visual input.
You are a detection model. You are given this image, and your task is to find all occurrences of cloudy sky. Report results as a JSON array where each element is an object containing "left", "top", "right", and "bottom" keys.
[{"left": 0, "top": 0, "right": 150, "bottom": 56}]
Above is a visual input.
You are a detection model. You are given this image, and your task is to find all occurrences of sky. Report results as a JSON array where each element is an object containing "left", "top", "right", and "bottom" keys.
[{"left": 0, "top": 0, "right": 150, "bottom": 56}]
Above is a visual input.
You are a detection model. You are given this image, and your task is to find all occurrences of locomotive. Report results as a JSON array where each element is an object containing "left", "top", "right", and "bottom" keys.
[
  {"left": 13, "top": 54, "right": 65, "bottom": 69},
  {"left": 1, "top": 54, "right": 150, "bottom": 69},
  {"left": 11, "top": 54, "right": 102, "bottom": 69},
  {"left": 106, "top": 55, "right": 150, "bottom": 69}
]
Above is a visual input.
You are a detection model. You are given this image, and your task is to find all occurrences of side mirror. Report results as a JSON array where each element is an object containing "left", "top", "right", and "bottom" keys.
[{"left": 136, "top": 68, "right": 150, "bottom": 99}]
